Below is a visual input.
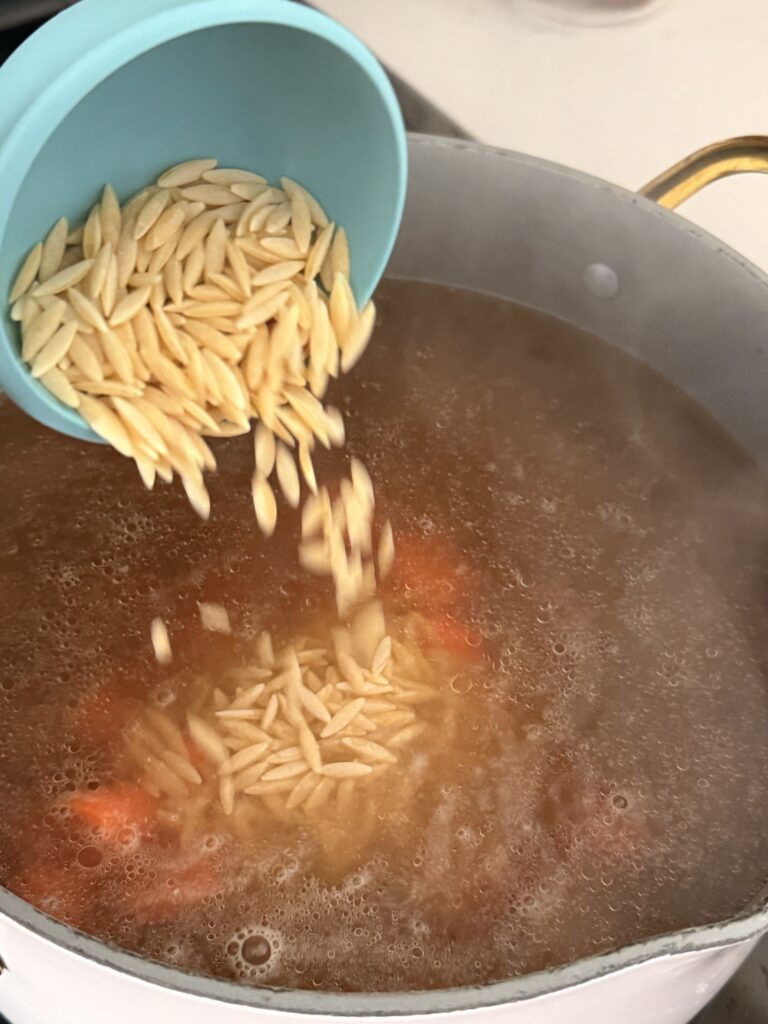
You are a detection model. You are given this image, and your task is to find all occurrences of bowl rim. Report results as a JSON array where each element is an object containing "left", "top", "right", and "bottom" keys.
[{"left": 0, "top": 0, "right": 407, "bottom": 441}]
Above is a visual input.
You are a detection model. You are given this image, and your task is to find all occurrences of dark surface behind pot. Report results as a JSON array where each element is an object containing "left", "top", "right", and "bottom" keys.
[{"left": 0, "top": 3, "right": 765, "bottom": 1022}]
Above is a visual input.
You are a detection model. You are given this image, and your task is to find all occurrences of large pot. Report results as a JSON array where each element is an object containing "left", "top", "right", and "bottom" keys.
[{"left": 1, "top": 133, "right": 768, "bottom": 1024}]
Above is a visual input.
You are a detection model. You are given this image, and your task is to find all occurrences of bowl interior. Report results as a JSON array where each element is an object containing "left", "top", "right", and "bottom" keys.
[{"left": 0, "top": 21, "right": 404, "bottom": 438}]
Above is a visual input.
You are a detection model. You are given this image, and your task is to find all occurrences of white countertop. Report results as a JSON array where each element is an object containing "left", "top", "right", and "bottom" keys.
[{"left": 318, "top": 0, "right": 768, "bottom": 273}]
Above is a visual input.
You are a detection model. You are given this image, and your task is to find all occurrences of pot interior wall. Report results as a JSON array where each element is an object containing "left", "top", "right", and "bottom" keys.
[{"left": 390, "top": 137, "right": 768, "bottom": 472}]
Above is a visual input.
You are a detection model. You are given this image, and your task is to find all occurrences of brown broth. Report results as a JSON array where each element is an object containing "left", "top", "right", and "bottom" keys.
[{"left": 1, "top": 279, "right": 768, "bottom": 991}]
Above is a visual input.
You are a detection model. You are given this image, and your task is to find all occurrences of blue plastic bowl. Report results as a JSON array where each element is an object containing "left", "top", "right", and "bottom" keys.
[{"left": 0, "top": 0, "right": 407, "bottom": 442}]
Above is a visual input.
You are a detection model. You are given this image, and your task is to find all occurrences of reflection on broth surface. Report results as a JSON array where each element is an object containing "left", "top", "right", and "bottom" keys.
[{"left": 1, "top": 279, "right": 768, "bottom": 991}]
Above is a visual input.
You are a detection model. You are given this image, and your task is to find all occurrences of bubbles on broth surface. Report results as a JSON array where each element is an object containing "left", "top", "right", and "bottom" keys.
[
  {"left": 226, "top": 927, "right": 282, "bottom": 981},
  {"left": 1, "top": 281, "right": 768, "bottom": 991}
]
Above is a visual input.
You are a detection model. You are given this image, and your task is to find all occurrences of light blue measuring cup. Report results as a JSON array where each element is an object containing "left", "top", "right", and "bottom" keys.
[{"left": 0, "top": 0, "right": 407, "bottom": 442}]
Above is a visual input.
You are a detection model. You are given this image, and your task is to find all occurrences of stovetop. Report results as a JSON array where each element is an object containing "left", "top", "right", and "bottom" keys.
[{"left": 0, "top": 3, "right": 765, "bottom": 1022}]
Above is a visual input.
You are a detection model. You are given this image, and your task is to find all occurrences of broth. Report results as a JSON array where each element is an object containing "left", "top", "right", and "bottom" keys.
[{"left": 1, "top": 279, "right": 768, "bottom": 991}]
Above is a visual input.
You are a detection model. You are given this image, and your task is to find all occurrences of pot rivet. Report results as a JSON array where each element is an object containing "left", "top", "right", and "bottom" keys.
[{"left": 583, "top": 263, "right": 620, "bottom": 299}]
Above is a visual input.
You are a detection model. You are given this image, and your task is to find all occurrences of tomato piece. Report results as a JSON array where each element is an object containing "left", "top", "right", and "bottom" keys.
[
  {"left": 423, "top": 614, "right": 484, "bottom": 659},
  {"left": 130, "top": 854, "right": 220, "bottom": 924},
  {"left": 391, "top": 534, "right": 478, "bottom": 610},
  {"left": 68, "top": 783, "right": 157, "bottom": 840}
]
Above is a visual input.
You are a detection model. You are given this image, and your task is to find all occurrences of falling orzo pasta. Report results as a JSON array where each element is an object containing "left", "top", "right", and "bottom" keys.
[
  {"left": 6, "top": 156, "right": 429, "bottom": 828},
  {"left": 9, "top": 157, "right": 376, "bottom": 529}
]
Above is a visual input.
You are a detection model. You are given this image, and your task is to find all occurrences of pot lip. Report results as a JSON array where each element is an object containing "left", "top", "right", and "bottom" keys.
[
  {"left": 2, "top": 883, "right": 767, "bottom": 1015},
  {"left": 3, "top": 132, "right": 768, "bottom": 1014}
]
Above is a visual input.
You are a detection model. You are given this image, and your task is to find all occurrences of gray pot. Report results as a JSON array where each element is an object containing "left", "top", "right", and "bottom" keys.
[{"left": 1, "top": 134, "right": 767, "bottom": 1024}]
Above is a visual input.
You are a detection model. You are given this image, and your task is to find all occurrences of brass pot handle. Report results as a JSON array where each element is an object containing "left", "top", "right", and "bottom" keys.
[{"left": 638, "top": 136, "right": 768, "bottom": 210}]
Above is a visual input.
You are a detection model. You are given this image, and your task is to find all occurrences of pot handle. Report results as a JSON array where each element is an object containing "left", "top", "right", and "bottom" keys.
[{"left": 638, "top": 136, "right": 768, "bottom": 209}]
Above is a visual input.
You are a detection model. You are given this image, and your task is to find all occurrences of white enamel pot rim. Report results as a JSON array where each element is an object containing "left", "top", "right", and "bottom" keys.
[
  {"left": 2, "top": 884, "right": 767, "bottom": 1015},
  {"left": 2, "top": 132, "right": 768, "bottom": 1015}
]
